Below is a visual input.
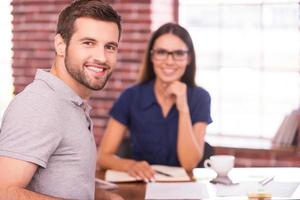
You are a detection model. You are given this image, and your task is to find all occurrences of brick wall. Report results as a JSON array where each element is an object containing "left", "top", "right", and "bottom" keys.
[
  {"left": 11, "top": 0, "right": 68, "bottom": 93},
  {"left": 11, "top": 0, "right": 177, "bottom": 145}
]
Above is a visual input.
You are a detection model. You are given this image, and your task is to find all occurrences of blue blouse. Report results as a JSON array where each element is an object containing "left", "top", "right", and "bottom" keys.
[{"left": 110, "top": 80, "right": 212, "bottom": 166}]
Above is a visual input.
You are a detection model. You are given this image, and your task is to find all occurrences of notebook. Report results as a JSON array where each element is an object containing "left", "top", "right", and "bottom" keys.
[{"left": 105, "top": 165, "right": 190, "bottom": 182}]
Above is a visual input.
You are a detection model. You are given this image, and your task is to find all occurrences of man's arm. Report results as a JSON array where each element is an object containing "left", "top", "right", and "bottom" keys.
[{"left": 0, "top": 156, "right": 62, "bottom": 200}]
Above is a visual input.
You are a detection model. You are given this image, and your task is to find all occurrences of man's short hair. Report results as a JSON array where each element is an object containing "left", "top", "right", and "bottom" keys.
[{"left": 57, "top": 0, "right": 121, "bottom": 45}]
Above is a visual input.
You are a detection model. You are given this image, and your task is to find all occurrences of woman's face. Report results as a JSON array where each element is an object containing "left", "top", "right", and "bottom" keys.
[{"left": 151, "top": 33, "right": 189, "bottom": 84}]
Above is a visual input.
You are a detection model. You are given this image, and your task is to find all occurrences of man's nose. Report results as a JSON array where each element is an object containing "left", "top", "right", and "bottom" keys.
[{"left": 94, "top": 46, "right": 107, "bottom": 63}]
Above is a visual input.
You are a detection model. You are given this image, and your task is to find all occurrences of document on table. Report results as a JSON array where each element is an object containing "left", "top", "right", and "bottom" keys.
[
  {"left": 215, "top": 181, "right": 299, "bottom": 198},
  {"left": 145, "top": 182, "right": 209, "bottom": 199},
  {"left": 291, "top": 182, "right": 300, "bottom": 198},
  {"left": 105, "top": 165, "right": 190, "bottom": 182}
]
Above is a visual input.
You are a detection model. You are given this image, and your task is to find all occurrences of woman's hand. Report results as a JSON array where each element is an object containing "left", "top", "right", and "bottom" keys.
[
  {"left": 126, "top": 161, "right": 155, "bottom": 182},
  {"left": 165, "top": 81, "right": 189, "bottom": 112}
]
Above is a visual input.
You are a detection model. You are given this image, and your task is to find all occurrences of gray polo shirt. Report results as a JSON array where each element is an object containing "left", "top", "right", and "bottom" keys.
[{"left": 0, "top": 69, "right": 97, "bottom": 200}]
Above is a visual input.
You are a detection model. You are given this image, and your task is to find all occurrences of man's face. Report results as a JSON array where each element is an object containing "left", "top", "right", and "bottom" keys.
[{"left": 64, "top": 17, "right": 119, "bottom": 91}]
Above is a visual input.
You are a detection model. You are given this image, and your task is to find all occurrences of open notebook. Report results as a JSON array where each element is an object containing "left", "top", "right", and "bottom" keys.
[{"left": 105, "top": 165, "right": 190, "bottom": 182}]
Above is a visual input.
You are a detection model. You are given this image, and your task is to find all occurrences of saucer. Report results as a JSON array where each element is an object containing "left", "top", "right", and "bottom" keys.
[{"left": 210, "top": 176, "right": 239, "bottom": 185}]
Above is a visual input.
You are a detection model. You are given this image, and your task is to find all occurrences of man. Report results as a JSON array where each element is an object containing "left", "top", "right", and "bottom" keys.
[{"left": 0, "top": 0, "right": 122, "bottom": 199}]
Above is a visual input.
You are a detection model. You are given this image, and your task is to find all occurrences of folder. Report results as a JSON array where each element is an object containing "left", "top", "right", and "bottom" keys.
[{"left": 105, "top": 165, "right": 190, "bottom": 182}]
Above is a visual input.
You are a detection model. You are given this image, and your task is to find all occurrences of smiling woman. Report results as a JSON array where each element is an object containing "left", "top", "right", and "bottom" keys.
[
  {"left": 0, "top": 1, "right": 13, "bottom": 121},
  {"left": 98, "top": 23, "right": 212, "bottom": 182}
]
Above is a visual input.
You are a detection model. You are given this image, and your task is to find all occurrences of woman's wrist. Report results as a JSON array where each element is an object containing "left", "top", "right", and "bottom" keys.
[
  {"left": 123, "top": 160, "right": 136, "bottom": 172},
  {"left": 177, "top": 101, "right": 189, "bottom": 113}
]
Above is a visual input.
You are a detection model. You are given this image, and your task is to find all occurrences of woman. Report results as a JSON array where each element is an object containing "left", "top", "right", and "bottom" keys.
[{"left": 98, "top": 23, "right": 212, "bottom": 182}]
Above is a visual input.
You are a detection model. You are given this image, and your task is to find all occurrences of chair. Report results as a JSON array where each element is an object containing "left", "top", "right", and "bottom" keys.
[
  {"left": 197, "top": 141, "right": 214, "bottom": 167},
  {"left": 117, "top": 137, "right": 214, "bottom": 167},
  {"left": 116, "top": 136, "right": 132, "bottom": 158}
]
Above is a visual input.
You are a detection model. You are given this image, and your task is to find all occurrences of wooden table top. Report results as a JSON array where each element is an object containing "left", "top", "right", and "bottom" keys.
[
  {"left": 95, "top": 167, "right": 300, "bottom": 200},
  {"left": 95, "top": 170, "right": 146, "bottom": 200}
]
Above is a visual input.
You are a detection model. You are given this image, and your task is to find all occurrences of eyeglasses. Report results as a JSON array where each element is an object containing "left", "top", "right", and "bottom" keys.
[{"left": 151, "top": 48, "right": 189, "bottom": 61}]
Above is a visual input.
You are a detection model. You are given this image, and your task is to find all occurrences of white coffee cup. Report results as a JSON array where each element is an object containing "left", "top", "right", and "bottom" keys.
[{"left": 204, "top": 155, "right": 235, "bottom": 177}]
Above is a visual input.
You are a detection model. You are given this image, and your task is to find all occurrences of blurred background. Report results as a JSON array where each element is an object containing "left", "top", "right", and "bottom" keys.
[
  {"left": 0, "top": 0, "right": 13, "bottom": 121},
  {"left": 1, "top": 0, "right": 299, "bottom": 166}
]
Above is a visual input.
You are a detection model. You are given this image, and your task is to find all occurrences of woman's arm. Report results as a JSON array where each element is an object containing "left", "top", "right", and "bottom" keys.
[
  {"left": 165, "top": 81, "right": 207, "bottom": 171},
  {"left": 97, "top": 118, "right": 155, "bottom": 181},
  {"left": 97, "top": 117, "right": 133, "bottom": 171},
  {"left": 177, "top": 112, "right": 207, "bottom": 171}
]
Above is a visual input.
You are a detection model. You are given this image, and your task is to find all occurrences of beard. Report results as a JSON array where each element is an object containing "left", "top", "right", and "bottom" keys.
[{"left": 64, "top": 53, "right": 112, "bottom": 91}]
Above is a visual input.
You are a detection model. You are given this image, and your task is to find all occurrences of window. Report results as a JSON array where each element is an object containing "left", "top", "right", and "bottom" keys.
[{"left": 179, "top": 0, "right": 300, "bottom": 139}]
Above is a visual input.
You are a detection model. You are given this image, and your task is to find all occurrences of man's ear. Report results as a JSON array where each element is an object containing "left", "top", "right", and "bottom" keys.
[{"left": 54, "top": 34, "right": 66, "bottom": 56}]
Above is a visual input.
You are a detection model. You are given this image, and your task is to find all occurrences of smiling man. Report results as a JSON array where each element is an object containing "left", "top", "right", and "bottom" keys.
[{"left": 0, "top": 0, "right": 121, "bottom": 199}]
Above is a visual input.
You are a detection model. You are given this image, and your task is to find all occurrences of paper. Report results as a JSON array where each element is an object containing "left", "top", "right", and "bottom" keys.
[
  {"left": 291, "top": 183, "right": 300, "bottom": 198},
  {"left": 145, "top": 182, "right": 209, "bottom": 199},
  {"left": 105, "top": 165, "right": 190, "bottom": 182},
  {"left": 215, "top": 181, "right": 299, "bottom": 197}
]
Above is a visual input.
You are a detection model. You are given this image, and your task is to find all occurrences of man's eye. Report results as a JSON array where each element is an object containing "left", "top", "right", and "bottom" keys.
[
  {"left": 105, "top": 44, "right": 117, "bottom": 51},
  {"left": 83, "top": 41, "right": 93, "bottom": 46}
]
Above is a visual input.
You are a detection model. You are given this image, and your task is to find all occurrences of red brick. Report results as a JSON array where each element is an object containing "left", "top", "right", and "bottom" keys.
[{"left": 13, "top": 32, "right": 55, "bottom": 41}]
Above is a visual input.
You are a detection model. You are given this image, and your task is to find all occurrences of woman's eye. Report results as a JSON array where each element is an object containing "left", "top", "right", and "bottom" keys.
[
  {"left": 156, "top": 49, "right": 167, "bottom": 55},
  {"left": 174, "top": 50, "right": 185, "bottom": 56}
]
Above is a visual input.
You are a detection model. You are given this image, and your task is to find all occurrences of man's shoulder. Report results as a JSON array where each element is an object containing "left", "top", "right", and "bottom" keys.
[
  {"left": 7, "top": 81, "right": 66, "bottom": 118},
  {"left": 15, "top": 81, "right": 59, "bottom": 107}
]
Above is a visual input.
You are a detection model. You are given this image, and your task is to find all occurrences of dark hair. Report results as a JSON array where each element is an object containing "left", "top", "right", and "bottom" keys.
[
  {"left": 57, "top": 0, "right": 121, "bottom": 45},
  {"left": 139, "top": 23, "right": 196, "bottom": 87}
]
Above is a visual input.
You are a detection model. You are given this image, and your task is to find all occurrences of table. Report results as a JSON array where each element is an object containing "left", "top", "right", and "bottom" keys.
[
  {"left": 95, "top": 168, "right": 300, "bottom": 200},
  {"left": 95, "top": 170, "right": 146, "bottom": 200}
]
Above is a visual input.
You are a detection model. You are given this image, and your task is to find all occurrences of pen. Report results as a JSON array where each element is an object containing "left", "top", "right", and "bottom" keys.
[
  {"left": 260, "top": 176, "right": 274, "bottom": 186},
  {"left": 154, "top": 170, "right": 173, "bottom": 177}
]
